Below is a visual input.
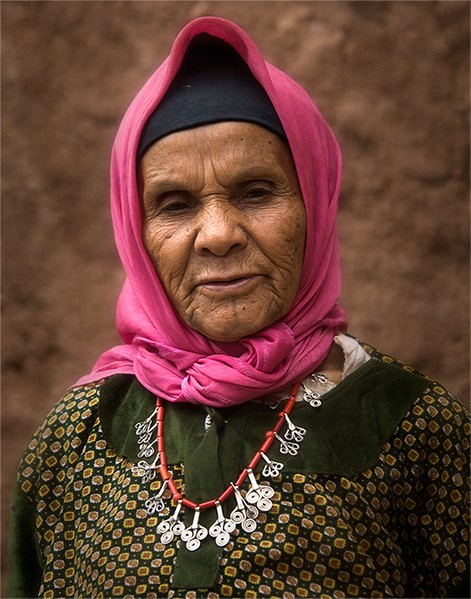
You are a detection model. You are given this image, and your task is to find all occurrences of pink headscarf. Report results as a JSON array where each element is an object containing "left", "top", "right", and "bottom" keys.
[{"left": 77, "top": 16, "right": 347, "bottom": 407}]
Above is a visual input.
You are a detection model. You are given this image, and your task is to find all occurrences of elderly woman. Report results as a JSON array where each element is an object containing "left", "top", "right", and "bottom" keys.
[{"left": 8, "top": 16, "right": 469, "bottom": 599}]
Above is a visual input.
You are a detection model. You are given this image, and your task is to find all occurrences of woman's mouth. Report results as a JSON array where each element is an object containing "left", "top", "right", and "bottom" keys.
[{"left": 197, "top": 275, "right": 261, "bottom": 292}]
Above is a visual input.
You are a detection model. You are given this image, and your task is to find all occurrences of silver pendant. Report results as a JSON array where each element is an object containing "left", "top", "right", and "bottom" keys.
[
  {"left": 260, "top": 452, "right": 284, "bottom": 478},
  {"left": 274, "top": 432, "right": 299, "bottom": 456},
  {"left": 157, "top": 500, "right": 185, "bottom": 545},
  {"left": 135, "top": 409, "right": 159, "bottom": 459},
  {"left": 245, "top": 469, "right": 274, "bottom": 512},
  {"left": 230, "top": 484, "right": 259, "bottom": 533},
  {"left": 137, "top": 435, "right": 157, "bottom": 459},
  {"left": 302, "top": 383, "right": 322, "bottom": 408},
  {"left": 135, "top": 407, "right": 158, "bottom": 436},
  {"left": 284, "top": 413, "right": 307, "bottom": 443},
  {"left": 208, "top": 501, "right": 236, "bottom": 547},
  {"left": 131, "top": 452, "right": 160, "bottom": 484},
  {"left": 181, "top": 508, "right": 208, "bottom": 551},
  {"left": 309, "top": 372, "right": 335, "bottom": 397},
  {"left": 145, "top": 479, "right": 168, "bottom": 515}
]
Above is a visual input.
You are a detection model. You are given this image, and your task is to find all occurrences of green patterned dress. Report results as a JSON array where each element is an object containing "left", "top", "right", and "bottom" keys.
[{"left": 7, "top": 346, "right": 470, "bottom": 598}]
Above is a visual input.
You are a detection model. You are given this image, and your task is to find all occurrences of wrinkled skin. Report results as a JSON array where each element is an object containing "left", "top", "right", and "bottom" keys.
[{"left": 139, "top": 121, "right": 307, "bottom": 343}]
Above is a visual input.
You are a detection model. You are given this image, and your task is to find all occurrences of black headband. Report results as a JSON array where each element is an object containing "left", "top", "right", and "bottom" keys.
[{"left": 137, "top": 36, "right": 286, "bottom": 160}]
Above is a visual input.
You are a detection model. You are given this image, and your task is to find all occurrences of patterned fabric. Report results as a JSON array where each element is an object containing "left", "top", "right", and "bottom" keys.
[{"left": 8, "top": 349, "right": 470, "bottom": 598}]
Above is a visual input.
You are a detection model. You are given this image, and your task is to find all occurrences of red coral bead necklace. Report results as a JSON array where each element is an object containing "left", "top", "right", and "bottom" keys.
[{"left": 135, "top": 381, "right": 309, "bottom": 551}]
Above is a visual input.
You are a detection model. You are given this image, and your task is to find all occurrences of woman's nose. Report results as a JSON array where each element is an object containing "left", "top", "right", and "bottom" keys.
[{"left": 194, "top": 200, "right": 248, "bottom": 256}]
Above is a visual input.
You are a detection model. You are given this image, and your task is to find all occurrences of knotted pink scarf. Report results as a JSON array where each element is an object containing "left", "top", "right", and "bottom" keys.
[{"left": 77, "top": 16, "right": 347, "bottom": 407}]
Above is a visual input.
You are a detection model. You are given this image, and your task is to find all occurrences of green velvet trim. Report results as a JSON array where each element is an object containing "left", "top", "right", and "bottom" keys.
[
  {"left": 98, "top": 358, "right": 430, "bottom": 589},
  {"left": 99, "top": 373, "right": 155, "bottom": 457},
  {"left": 7, "top": 485, "right": 43, "bottom": 598},
  {"left": 173, "top": 530, "right": 222, "bottom": 588},
  {"left": 100, "top": 359, "right": 429, "bottom": 476}
]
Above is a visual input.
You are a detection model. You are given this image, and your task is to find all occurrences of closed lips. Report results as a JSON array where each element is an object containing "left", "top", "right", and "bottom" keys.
[{"left": 197, "top": 275, "right": 261, "bottom": 288}]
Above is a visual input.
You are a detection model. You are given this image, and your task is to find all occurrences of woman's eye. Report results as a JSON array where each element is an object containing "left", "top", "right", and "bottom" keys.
[
  {"left": 158, "top": 193, "right": 192, "bottom": 215},
  {"left": 244, "top": 186, "right": 272, "bottom": 200},
  {"left": 162, "top": 201, "right": 189, "bottom": 212}
]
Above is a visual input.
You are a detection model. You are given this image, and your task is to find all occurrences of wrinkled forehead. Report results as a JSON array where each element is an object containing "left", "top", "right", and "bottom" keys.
[{"left": 138, "top": 121, "right": 301, "bottom": 199}]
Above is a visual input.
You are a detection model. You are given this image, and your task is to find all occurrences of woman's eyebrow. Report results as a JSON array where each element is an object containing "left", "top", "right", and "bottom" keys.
[
  {"left": 143, "top": 172, "right": 189, "bottom": 195},
  {"left": 143, "top": 165, "right": 282, "bottom": 194},
  {"left": 229, "top": 164, "right": 283, "bottom": 180}
]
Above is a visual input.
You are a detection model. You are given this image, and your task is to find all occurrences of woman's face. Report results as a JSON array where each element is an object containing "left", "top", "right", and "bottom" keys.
[{"left": 140, "top": 121, "right": 306, "bottom": 343}]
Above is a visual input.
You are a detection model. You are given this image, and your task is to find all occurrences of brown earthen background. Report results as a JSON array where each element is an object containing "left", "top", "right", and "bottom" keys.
[{"left": 1, "top": 0, "right": 469, "bottom": 592}]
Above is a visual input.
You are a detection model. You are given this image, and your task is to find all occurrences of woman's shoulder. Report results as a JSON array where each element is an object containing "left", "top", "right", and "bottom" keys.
[
  {"left": 361, "top": 340, "right": 467, "bottom": 407},
  {"left": 359, "top": 338, "right": 427, "bottom": 377},
  {"left": 32, "top": 377, "right": 105, "bottom": 441},
  {"left": 357, "top": 340, "right": 469, "bottom": 439},
  {"left": 16, "top": 378, "right": 109, "bottom": 500}
]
